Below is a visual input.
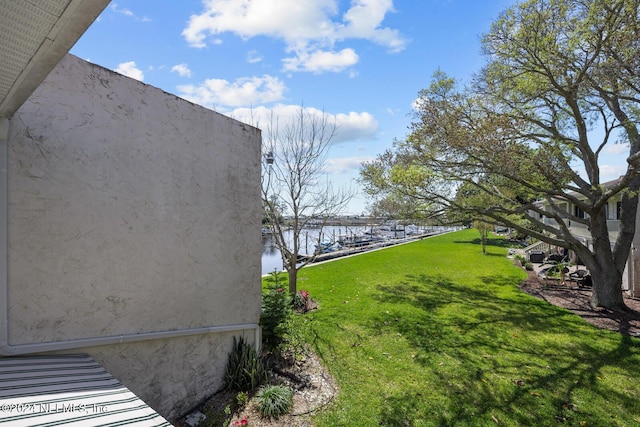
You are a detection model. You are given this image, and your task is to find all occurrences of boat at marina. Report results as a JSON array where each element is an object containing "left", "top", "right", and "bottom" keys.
[{"left": 262, "top": 224, "right": 459, "bottom": 274}]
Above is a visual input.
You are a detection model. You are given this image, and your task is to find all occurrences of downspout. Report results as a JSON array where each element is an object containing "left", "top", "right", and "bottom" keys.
[
  {"left": 631, "top": 245, "right": 637, "bottom": 298},
  {"left": 0, "top": 117, "right": 261, "bottom": 356}
]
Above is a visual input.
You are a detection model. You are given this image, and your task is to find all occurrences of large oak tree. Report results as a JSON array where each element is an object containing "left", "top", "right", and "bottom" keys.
[{"left": 361, "top": 0, "right": 640, "bottom": 310}]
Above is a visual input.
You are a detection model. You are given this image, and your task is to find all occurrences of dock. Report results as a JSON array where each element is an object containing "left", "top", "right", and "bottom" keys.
[{"left": 299, "top": 231, "right": 443, "bottom": 264}]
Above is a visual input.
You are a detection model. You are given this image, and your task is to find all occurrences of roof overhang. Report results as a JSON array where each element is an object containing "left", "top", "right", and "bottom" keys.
[{"left": 0, "top": 0, "right": 110, "bottom": 118}]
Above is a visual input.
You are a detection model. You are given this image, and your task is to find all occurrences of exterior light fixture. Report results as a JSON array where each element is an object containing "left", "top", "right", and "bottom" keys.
[{"left": 265, "top": 151, "right": 274, "bottom": 165}]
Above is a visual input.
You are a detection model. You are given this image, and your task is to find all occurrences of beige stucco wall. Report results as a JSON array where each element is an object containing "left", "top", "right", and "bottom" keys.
[
  {"left": 81, "top": 330, "right": 250, "bottom": 420},
  {"left": 5, "top": 54, "right": 261, "bottom": 419}
]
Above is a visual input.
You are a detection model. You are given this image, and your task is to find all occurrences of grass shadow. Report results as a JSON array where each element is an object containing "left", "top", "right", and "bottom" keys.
[
  {"left": 369, "top": 273, "right": 640, "bottom": 426},
  {"left": 454, "top": 237, "right": 517, "bottom": 248}
]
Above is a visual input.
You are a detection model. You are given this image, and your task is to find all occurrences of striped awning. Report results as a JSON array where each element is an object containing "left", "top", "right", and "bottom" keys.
[{"left": 0, "top": 354, "right": 171, "bottom": 426}]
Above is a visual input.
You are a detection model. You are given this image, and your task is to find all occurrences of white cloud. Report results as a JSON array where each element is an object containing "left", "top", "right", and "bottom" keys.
[
  {"left": 177, "top": 75, "right": 286, "bottom": 108},
  {"left": 604, "top": 142, "right": 630, "bottom": 155},
  {"left": 182, "top": 0, "right": 338, "bottom": 48},
  {"left": 171, "top": 63, "right": 192, "bottom": 77},
  {"left": 324, "top": 156, "right": 375, "bottom": 174},
  {"left": 110, "top": 3, "right": 151, "bottom": 21},
  {"left": 182, "top": 0, "right": 407, "bottom": 73},
  {"left": 110, "top": 3, "right": 133, "bottom": 17},
  {"left": 333, "top": 111, "right": 378, "bottom": 143},
  {"left": 283, "top": 48, "right": 359, "bottom": 73},
  {"left": 247, "top": 50, "right": 263, "bottom": 64},
  {"left": 115, "top": 61, "right": 144, "bottom": 81},
  {"left": 600, "top": 164, "right": 628, "bottom": 181},
  {"left": 228, "top": 104, "right": 378, "bottom": 144},
  {"left": 411, "top": 96, "right": 426, "bottom": 112},
  {"left": 339, "top": 0, "right": 405, "bottom": 52}
]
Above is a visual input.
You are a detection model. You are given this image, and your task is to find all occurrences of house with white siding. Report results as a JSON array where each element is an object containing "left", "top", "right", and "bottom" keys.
[{"left": 529, "top": 177, "right": 640, "bottom": 297}]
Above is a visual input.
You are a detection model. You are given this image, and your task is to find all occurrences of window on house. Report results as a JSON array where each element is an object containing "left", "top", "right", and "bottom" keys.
[
  {"left": 617, "top": 201, "right": 622, "bottom": 220},
  {"left": 574, "top": 205, "right": 585, "bottom": 219}
]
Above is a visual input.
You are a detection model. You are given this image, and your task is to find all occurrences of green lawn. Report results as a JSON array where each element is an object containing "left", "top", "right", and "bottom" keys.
[{"left": 284, "top": 229, "right": 640, "bottom": 426}]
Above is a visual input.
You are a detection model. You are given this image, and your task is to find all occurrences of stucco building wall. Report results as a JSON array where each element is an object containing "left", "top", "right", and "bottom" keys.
[
  {"left": 630, "top": 208, "right": 640, "bottom": 296},
  {"left": 5, "top": 54, "right": 262, "bottom": 419}
]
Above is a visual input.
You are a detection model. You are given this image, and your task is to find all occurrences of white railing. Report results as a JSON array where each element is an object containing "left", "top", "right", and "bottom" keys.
[
  {"left": 542, "top": 217, "right": 621, "bottom": 240},
  {"left": 523, "top": 240, "right": 553, "bottom": 256}
]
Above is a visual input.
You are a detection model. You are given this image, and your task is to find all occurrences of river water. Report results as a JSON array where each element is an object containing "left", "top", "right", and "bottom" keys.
[
  {"left": 261, "top": 224, "right": 450, "bottom": 275},
  {"left": 261, "top": 225, "right": 369, "bottom": 275}
]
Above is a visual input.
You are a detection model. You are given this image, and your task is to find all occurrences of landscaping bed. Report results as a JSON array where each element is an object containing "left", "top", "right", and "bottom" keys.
[
  {"left": 519, "top": 269, "right": 640, "bottom": 337},
  {"left": 177, "top": 349, "right": 336, "bottom": 427}
]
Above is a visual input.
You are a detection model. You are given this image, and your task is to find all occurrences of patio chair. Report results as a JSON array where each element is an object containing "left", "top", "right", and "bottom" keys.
[
  {"left": 546, "top": 252, "right": 567, "bottom": 263},
  {"left": 529, "top": 251, "right": 545, "bottom": 263},
  {"left": 569, "top": 269, "right": 591, "bottom": 288}
]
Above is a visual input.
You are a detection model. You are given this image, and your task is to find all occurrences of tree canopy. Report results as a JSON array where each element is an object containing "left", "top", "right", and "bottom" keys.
[{"left": 360, "top": 0, "right": 640, "bottom": 310}]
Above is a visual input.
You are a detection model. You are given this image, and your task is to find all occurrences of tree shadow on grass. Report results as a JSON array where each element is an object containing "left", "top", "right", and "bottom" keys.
[
  {"left": 454, "top": 238, "right": 515, "bottom": 248},
  {"left": 378, "top": 393, "right": 423, "bottom": 427},
  {"left": 371, "top": 274, "right": 640, "bottom": 426}
]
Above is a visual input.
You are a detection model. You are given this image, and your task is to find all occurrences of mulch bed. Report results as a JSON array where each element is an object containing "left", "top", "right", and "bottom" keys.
[
  {"left": 518, "top": 269, "right": 640, "bottom": 338},
  {"left": 175, "top": 349, "right": 337, "bottom": 427}
]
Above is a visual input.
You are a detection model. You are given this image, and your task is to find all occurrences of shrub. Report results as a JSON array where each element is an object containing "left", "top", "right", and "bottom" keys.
[
  {"left": 279, "top": 313, "right": 313, "bottom": 365},
  {"left": 260, "top": 271, "right": 292, "bottom": 351},
  {"left": 236, "top": 391, "right": 249, "bottom": 407},
  {"left": 224, "top": 336, "right": 267, "bottom": 392},
  {"left": 293, "top": 289, "right": 311, "bottom": 312},
  {"left": 255, "top": 384, "right": 293, "bottom": 419}
]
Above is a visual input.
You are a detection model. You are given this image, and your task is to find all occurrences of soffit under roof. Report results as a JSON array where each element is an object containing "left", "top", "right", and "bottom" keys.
[{"left": 0, "top": 0, "right": 110, "bottom": 118}]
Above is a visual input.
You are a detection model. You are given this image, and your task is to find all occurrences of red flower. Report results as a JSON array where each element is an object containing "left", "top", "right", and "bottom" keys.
[
  {"left": 277, "top": 288, "right": 284, "bottom": 293},
  {"left": 241, "top": 419, "right": 249, "bottom": 426}
]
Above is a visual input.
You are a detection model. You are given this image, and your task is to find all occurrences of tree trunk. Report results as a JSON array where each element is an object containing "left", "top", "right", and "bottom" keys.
[
  {"left": 589, "top": 260, "right": 626, "bottom": 311},
  {"left": 288, "top": 256, "right": 298, "bottom": 296},
  {"left": 581, "top": 208, "right": 629, "bottom": 312},
  {"left": 586, "top": 211, "right": 627, "bottom": 311},
  {"left": 481, "top": 230, "right": 487, "bottom": 254}
]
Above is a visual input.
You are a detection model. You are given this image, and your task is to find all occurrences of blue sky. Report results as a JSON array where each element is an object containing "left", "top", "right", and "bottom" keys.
[{"left": 71, "top": 0, "right": 629, "bottom": 215}]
